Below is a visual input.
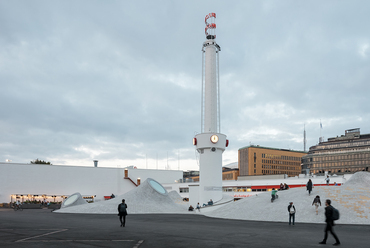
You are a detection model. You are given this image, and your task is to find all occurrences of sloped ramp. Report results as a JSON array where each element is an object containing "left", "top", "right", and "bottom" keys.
[{"left": 205, "top": 172, "right": 370, "bottom": 224}]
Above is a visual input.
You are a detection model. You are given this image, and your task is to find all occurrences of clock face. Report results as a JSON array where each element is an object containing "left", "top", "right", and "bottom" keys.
[{"left": 210, "top": 134, "right": 219, "bottom": 144}]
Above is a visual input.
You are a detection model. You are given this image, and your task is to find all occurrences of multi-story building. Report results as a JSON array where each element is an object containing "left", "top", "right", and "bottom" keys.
[
  {"left": 183, "top": 166, "right": 239, "bottom": 182},
  {"left": 302, "top": 128, "right": 370, "bottom": 175},
  {"left": 222, "top": 167, "right": 239, "bottom": 180},
  {"left": 238, "top": 145, "right": 307, "bottom": 177}
]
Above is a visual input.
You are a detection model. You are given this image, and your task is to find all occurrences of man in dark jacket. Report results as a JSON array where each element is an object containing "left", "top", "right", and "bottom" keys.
[
  {"left": 118, "top": 199, "right": 128, "bottom": 227},
  {"left": 306, "top": 179, "right": 313, "bottom": 195},
  {"left": 319, "top": 199, "right": 340, "bottom": 245},
  {"left": 287, "top": 202, "right": 296, "bottom": 225}
]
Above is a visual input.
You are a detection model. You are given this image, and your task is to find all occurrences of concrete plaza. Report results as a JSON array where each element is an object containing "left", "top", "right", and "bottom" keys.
[{"left": 0, "top": 208, "right": 369, "bottom": 248}]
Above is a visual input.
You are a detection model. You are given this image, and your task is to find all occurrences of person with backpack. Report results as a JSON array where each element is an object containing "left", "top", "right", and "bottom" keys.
[
  {"left": 118, "top": 199, "right": 128, "bottom": 227},
  {"left": 312, "top": 195, "right": 322, "bottom": 215},
  {"left": 306, "top": 179, "right": 313, "bottom": 195},
  {"left": 319, "top": 199, "right": 340, "bottom": 246},
  {"left": 287, "top": 202, "right": 296, "bottom": 225}
]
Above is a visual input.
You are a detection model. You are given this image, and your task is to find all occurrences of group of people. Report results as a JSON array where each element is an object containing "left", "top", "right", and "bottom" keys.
[
  {"left": 279, "top": 183, "right": 290, "bottom": 190},
  {"left": 189, "top": 201, "right": 209, "bottom": 212},
  {"left": 283, "top": 177, "right": 340, "bottom": 245},
  {"left": 117, "top": 177, "right": 340, "bottom": 246},
  {"left": 271, "top": 183, "right": 289, "bottom": 202},
  {"left": 287, "top": 199, "right": 340, "bottom": 245},
  {"left": 14, "top": 200, "right": 53, "bottom": 208}
]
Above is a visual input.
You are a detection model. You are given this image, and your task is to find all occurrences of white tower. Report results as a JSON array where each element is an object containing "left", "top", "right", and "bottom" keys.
[{"left": 192, "top": 13, "right": 228, "bottom": 205}]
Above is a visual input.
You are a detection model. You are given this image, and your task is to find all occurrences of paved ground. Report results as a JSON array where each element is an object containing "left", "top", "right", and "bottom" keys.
[{"left": 0, "top": 208, "right": 369, "bottom": 248}]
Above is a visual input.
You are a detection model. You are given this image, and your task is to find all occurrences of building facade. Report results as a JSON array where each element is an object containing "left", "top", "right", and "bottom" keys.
[
  {"left": 238, "top": 145, "right": 307, "bottom": 177},
  {"left": 182, "top": 167, "right": 239, "bottom": 182},
  {"left": 302, "top": 128, "right": 370, "bottom": 175},
  {"left": 0, "top": 162, "right": 182, "bottom": 204},
  {"left": 222, "top": 167, "right": 239, "bottom": 180}
]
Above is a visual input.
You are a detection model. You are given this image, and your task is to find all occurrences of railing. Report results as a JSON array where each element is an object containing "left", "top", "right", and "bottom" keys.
[{"left": 124, "top": 177, "right": 138, "bottom": 186}]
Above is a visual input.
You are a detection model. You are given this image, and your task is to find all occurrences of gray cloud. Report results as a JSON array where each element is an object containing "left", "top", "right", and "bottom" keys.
[{"left": 1, "top": 1, "right": 369, "bottom": 170}]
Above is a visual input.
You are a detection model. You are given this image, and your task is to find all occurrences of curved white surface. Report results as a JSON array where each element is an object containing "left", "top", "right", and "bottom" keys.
[
  {"left": 56, "top": 178, "right": 186, "bottom": 214},
  {"left": 205, "top": 172, "right": 370, "bottom": 225},
  {"left": 55, "top": 173, "right": 370, "bottom": 225}
]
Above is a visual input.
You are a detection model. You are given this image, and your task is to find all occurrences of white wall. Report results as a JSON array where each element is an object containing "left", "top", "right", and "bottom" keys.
[
  {"left": 125, "top": 168, "right": 182, "bottom": 184},
  {"left": 0, "top": 163, "right": 182, "bottom": 203}
]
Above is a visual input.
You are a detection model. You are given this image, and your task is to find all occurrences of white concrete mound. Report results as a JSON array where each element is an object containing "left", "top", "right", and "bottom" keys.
[
  {"left": 55, "top": 172, "right": 370, "bottom": 225},
  {"left": 168, "top": 190, "right": 187, "bottom": 205},
  {"left": 61, "top": 192, "right": 87, "bottom": 208},
  {"left": 344, "top": 171, "right": 370, "bottom": 188},
  {"left": 205, "top": 172, "right": 370, "bottom": 225},
  {"left": 56, "top": 178, "right": 187, "bottom": 214}
]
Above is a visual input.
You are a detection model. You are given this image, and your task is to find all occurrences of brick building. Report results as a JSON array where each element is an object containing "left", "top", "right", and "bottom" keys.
[{"left": 238, "top": 145, "right": 307, "bottom": 177}]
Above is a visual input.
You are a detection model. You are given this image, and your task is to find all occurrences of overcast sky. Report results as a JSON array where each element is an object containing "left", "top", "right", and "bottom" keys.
[{"left": 1, "top": 0, "right": 369, "bottom": 171}]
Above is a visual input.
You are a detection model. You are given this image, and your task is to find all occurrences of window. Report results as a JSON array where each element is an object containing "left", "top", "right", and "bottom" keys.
[{"left": 179, "top": 188, "right": 189, "bottom": 193}]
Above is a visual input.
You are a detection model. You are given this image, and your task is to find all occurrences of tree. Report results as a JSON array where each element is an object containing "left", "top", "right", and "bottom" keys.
[{"left": 30, "top": 159, "right": 52, "bottom": 165}]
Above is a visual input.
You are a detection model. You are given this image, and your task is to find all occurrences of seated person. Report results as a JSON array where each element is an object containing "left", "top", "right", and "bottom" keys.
[
  {"left": 271, "top": 188, "right": 277, "bottom": 200},
  {"left": 188, "top": 205, "right": 194, "bottom": 211},
  {"left": 279, "top": 183, "right": 284, "bottom": 191},
  {"left": 208, "top": 199, "right": 213, "bottom": 206},
  {"left": 284, "top": 183, "right": 289, "bottom": 190}
]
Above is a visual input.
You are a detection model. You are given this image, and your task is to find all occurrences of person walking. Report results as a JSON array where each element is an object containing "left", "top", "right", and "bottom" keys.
[
  {"left": 118, "top": 199, "right": 128, "bottom": 227},
  {"left": 325, "top": 176, "right": 330, "bottom": 186},
  {"left": 196, "top": 202, "right": 201, "bottom": 212},
  {"left": 312, "top": 195, "right": 322, "bottom": 215},
  {"left": 288, "top": 202, "right": 296, "bottom": 225},
  {"left": 14, "top": 200, "right": 22, "bottom": 211},
  {"left": 319, "top": 199, "right": 340, "bottom": 246},
  {"left": 306, "top": 179, "right": 313, "bottom": 195}
]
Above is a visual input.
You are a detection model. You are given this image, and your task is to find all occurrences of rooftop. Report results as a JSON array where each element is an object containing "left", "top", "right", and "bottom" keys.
[{"left": 238, "top": 145, "right": 307, "bottom": 154}]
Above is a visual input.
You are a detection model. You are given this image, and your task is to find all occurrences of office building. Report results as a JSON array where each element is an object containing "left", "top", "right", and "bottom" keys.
[
  {"left": 238, "top": 145, "right": 307, "bottom": 177},
  {"left": 302, "top": 128, "right": 370, "bottom": 175}
]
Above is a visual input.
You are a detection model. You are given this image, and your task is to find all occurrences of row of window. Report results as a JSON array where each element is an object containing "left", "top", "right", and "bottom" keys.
[
  {"left": 310, "top": 167, "right": 368, "bottom": 174},
  {"left": 262, "top": 159, "right": 300, "bottom": 166},
  {"left": 311, "top": 153, "right": 370, "bottom": 162},
  {"left": 311, "top": 160, "right": 369, "bottom": 168},
  {"left": 261, "top": 153, "right": 301, "bottom": 161},
  {"left": 180, "top": 187, "right": 269, "bottom": 193},
  {"left": 223, "top": 173, "right": 236, "bottom": 179},
  {"left": 262, "top": 164, "right": 298, "bottom": 170},
  {"left": 223, "top": 187, "right": 267, "bottom": 192},
  {"left": 179, "top": 188, "right": 189, "bottom": 193},
  {"left": 262, "top": 170, "right": 297, "bottom": 175},
  {"left": 314, "top": 140, "right": 370, "bottom": 150}
]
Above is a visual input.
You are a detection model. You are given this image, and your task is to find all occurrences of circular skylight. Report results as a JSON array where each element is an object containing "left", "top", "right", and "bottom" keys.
[
  {"left": 63, "top": 194, "right": 79, "bottom": 206},
  {"left": 148, "top": 178, "right": 167, "bottom": 195}
]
